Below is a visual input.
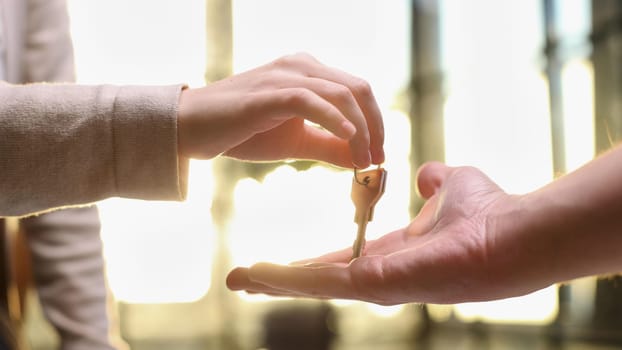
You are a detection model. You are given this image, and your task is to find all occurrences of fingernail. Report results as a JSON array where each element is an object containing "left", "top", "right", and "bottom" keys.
[
  {"left": 378, "top": 149, "right": 386, "bottom": 163},
  {"left": 371, "top": 150, "right": 385, "bottom": 164}
]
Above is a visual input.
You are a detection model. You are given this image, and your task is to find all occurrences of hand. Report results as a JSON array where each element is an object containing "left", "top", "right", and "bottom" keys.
[
  {"left": 177, "top": 53, "right": 384, "bottom": 168},
  {"left": 227, "top": 162, "right": 554, "bottom": 305}
]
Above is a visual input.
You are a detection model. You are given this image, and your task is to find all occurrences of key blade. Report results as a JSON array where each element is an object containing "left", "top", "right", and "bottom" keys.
[{"left": 351, "top": 221, "right": 367, "bottom": 259}]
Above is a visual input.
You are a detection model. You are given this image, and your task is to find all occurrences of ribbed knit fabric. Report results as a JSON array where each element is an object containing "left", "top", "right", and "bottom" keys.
[
  {"left": 1, "top": 2, "right": 190, "bottom": 350},
  {"left": 0, "top": 82, "right": 189, "bottom": 217}
]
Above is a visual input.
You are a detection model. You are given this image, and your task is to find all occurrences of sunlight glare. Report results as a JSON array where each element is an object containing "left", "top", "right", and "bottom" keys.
[
  {"left": 442, "top": 0, "right": 558, "bottom": 324},
  {"left": 99, "top": 161, "right": 215, "bottom": 303},
  {"left": 229, "top": 0, "right": 411, "bottom": 306},
  {"left": 455, "top": 288, "right": 558, "bottom": 325},
  {"left": 229, "top": 166, "right": 353, "bottom": 268},
  {"left": 67, "top": 0, "right": 209, "bottom": 303},
  {"left": 562, "top": 60, "right": 595, "bottom": 172},
  {"left": 365, "top": 304, "right": 405, "bottom": 319},
  {"left": 229, "top": 107, "right": 411, "bottom": 304}
]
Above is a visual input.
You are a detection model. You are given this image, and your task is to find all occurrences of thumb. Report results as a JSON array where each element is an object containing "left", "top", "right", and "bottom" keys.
[{"left": 416, "top": 161, "right": 453, "bottom": 199}]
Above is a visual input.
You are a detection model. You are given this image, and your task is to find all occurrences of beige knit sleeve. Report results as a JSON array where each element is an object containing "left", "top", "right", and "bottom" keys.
[{"left": 0, "top": 82, "right": 189, "bottom": 217}]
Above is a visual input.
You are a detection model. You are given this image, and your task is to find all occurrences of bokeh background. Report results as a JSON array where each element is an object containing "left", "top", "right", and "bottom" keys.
[{"left": 23, "top": 0, "right": 622, "bottom": 349}]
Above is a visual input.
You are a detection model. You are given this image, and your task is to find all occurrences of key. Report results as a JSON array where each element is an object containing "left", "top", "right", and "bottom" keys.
[{"left": 351, "top": 167, "right": 387, "bottom": 260}]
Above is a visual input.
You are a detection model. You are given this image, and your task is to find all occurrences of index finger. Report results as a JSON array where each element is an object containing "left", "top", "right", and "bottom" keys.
[
  {"left": 248, "top": 257, "right": 405, "bottom": 305},
  {"left": 302, "top": 57, "right": 385, "bottom": 165},
  {"left": 248, "top": 262, "right": 357, "bottom": 300}
]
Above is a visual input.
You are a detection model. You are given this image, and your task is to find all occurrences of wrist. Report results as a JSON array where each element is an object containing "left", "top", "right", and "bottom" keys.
[
  {"left": 516, "top": 185, "right": 621, "bottom": 284},
  {"left": 176, "top": 87, "right": 193, "bottom": 158},
  {"left": 487, "top": 192, "right": 565, "bottom": 293}
]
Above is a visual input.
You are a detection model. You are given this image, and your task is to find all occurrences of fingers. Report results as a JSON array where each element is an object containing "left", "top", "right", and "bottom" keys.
[
  {"left": 293, "top": 54, "right": 385, "bottom": 165},
  {"left": 409, "top": 162, "right": 452, "bottom": 235},
  {"left": 251, "top": 87, "right": 372, "bottom": 167},
  {"left": 293, "top": 124, "right": 355, "bottom": 168},
  {"left": 321, "top": 71, "right": 384, "bottom": 165},
  {"left": 407, "top": 195, "right": 440, "bottom": 236},
  {"left": 281, "top": 76, "right": 373, "bottom": 168},
  {"left": 269, "top": 53, "right": 384, "bottom": 167},
  {"left": 227, "top": 262, "right": 354, "bottom": 300},
  {"left": 227, "top": 267, "right": 283, "bottom": 293},
  {"left": 227, "top": 265, "right": 315, "bottom": 297},
  {"left": 227, "top": 257, "right": 404, "bottom": 305},
  {"left": 252, "top": 88, "right": 356, "bottom": 140},
  {"left": 227, "top": 268, "right": 304, "bottom": 298},
  {"left": 249, "top": 262, "right": 357, "bottom": 300},
  {"left": 416, "top": 161, "right": 453, "bottom": 199}
]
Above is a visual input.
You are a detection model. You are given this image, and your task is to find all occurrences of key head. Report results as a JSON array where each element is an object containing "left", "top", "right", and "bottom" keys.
[{"left": 351, "top": 168, "right": 387, "bottom": 222}]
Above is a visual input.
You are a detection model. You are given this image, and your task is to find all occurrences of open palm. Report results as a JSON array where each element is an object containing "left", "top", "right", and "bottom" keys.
[{"left": 227, "top": 162, "right": 549, "bottom": 305}]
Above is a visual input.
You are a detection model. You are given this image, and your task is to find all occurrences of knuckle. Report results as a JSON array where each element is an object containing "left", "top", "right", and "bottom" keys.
[
  {"left": 275, "top": 52, "right": 313, "bottom": 67},
  {"left": 330, "top": 84, "right": 354, "bottom": 105},
  {"left": 277, "top": 54, "right": 293, "bottom": 65},
  {"left": 272, "top": 52, "right": 317, "bottom": 73},
  {"left": 282, "top": 88, "right": 311, "bottom": 105},
  {"left": 271, "top": 55, "right": 293, "bottom": 69},
  {"left": 356, "top": 129, "right": 371, "bottom": 145},
  {"left": 293, "top": 52, "right": 315, "bottom": 61},
  {"left": 351, "top": 78, "right": 372, "bottom": 97}
]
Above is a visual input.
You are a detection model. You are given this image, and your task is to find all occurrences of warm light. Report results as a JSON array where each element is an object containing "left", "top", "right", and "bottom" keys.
[
  {"left": 229, "top": 165, "right": 354, "bottom": 268},
  {"left": 364, "top": 304, "right": 405, "bottom": 318},
  {"left": 228, "top": 108, "right": 411, "bottom": 303},
  {"left": 427, "top": 304, "right": 453, "bottom": 322},
  {"left": 229, "top": 0, "right": 412, "bottom": 306},
  {"left": 99, "top": 161, "right": 215, "bottom": 303},
  {"left": 442, "top": 0, "right": 558, "bottom": 324},
  {"left": 454, "top": 288, "right": 558, "bottom": 325},
  {"left": 562, "top": 60, "right": 595, "bottom": 172},
  {"left": 232, "top": 0, "right": 411, "bottom": 108},
  {"left": 67, "top": 0, "right": 208, "bottom": 303},
  {"left": 67, "top": 0, "right": 206, "bottom": 87},
  {"left": 443, "top": 71, "right": 553, "bottom": 194}
]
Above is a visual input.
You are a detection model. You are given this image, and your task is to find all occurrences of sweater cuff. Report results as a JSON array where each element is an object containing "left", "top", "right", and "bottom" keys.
[{"left": 112, "top": 84, "right": 188, "bottom": 201}]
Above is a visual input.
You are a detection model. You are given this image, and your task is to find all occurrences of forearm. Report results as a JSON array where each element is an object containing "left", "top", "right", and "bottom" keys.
[
  {"left": 0, "top": 82, "right": 188, "bottom": 217},
  {"left": 520, "top": 144, "right": 622, "bottom": 283}
]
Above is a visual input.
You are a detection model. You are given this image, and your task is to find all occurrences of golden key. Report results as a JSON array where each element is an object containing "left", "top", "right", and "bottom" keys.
[{"left": 351, "top": 166, "right": 387, "bottom": 260}]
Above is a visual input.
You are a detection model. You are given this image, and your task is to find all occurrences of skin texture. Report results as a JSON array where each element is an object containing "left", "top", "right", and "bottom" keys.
[
  {"left": 227, "top": 144, "right": 622, "bottom": 305},
  {"left": 177, "top": 53, "right": 384, "bottom": 169}
]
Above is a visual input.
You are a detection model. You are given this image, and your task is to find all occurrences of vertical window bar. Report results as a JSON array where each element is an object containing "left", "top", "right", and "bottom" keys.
[
  {"left": 591, "top": 0, "right": 622, "bottom": 342},
  {"left": 204, "top": 1, "right": 242, "bottom": 349},
  {"left": 542, "top": 0, "right": 572, "bottom": 341},
  {"left": 543, "top": 0, "right": 567, "bottom": 176},
  {"left": 592, "top": 0, "right": 622, "bottom": 152},
  {"left": 409, "top": 0, "right": 445, "bottom": 218}
]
